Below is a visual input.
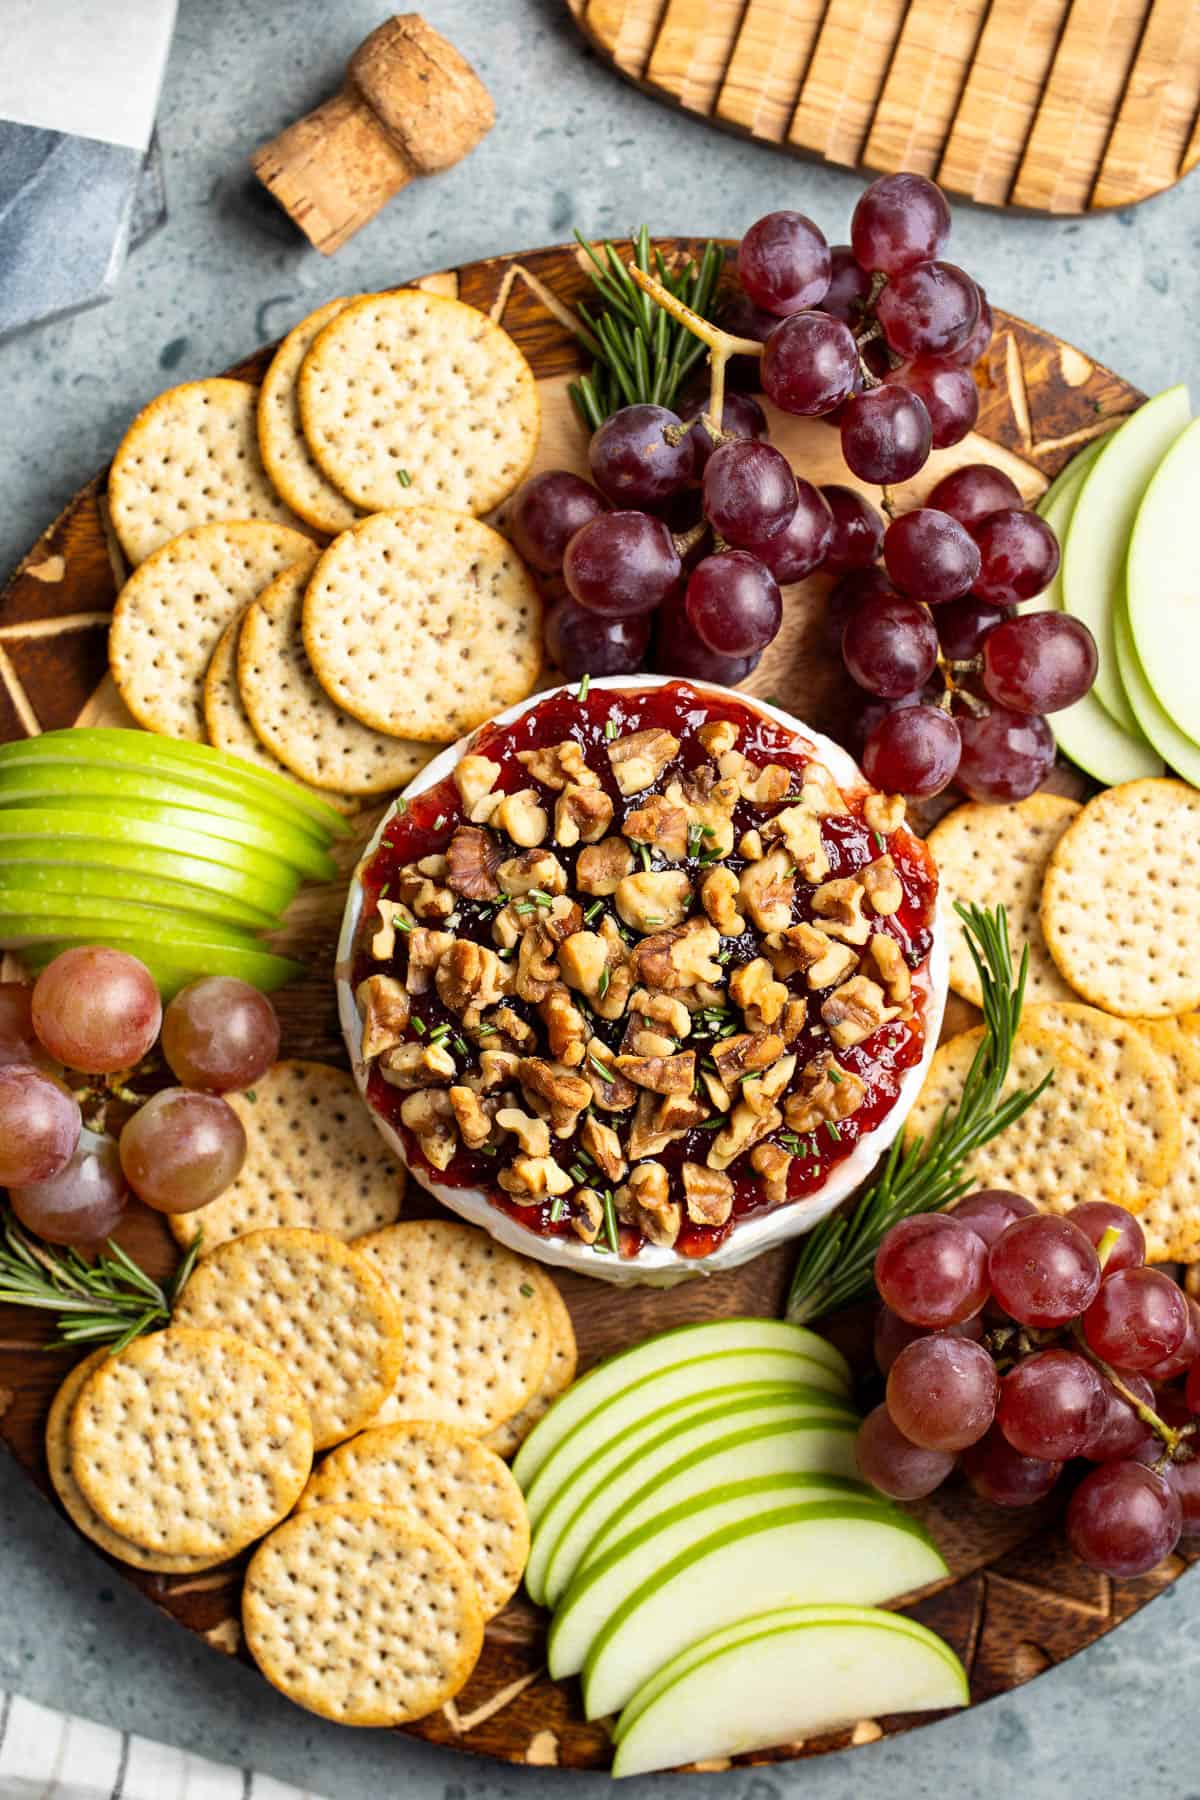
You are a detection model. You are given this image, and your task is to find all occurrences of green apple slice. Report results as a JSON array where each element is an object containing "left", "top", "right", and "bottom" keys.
[
  {"left": 1061, "top": 385, "right": 1191, "bottom": 731},
  {"left": 0, "top": 812, "right": 300, "bottom": 909},
  {"left": 0, "top": 862, "right": 274, "bottom": 931},
  {"left": 610, "top": 1606, "right": 967, "bottom": 1777},
  {"left": 529, "top": 1382, "right": 856, "bottom": 1606},
  {"left": 0, "top": 728, "right": 349, "bottom": 840},
  {"left": 513, "top": 1319, "right": 850, "bottom": 1492},
  {"left": 21, "top": 935, "right": 302, "bottom": 997},
  {"left": 1127, "top": 414, "right": 1200, "bottom": 746},
  {"left": 1035, "top": 429, "right": 1109, "bottom": 513},
  {"left": 1113, "top": 598, "right": 1200, "bottom": 786},
  {"left": 0, "top": 894, "right": 266, "bottom": 948}
]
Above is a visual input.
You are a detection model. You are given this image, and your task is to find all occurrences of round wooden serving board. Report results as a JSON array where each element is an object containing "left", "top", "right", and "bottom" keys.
[{"left": 0, "top": 240, "right": 1192, "bottom": 1774}]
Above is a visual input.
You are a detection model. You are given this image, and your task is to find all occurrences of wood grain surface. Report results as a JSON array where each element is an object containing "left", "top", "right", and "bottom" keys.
[{"left": 1, "top": 238, "right": 1188, "bottom": 1775}]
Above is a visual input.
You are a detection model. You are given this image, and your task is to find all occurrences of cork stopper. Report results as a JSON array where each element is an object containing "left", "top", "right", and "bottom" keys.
[{"left": 251, "top": 15, "right": 494, "bottom": 255}]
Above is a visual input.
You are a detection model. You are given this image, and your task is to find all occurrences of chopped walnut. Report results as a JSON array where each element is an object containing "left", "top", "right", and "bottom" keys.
[
  {"left": 670, "top": 769, "right": 739, "bottom": 858},
  {"left": 558, "top": 918, "right": 631, "bottom": 1021},
  {"left": 357, "top": 974, "right": 411, "bottom": 1060},
  {"left": 623, "top": 1088, "right": 696, "bottom": 1158},
  {"left": 399, "top": 1089, "right": 458, "bottom": 1170},
  {"left": 700, "top": 866, "right": 745, "bottom": 937},
  {"left": 495, "top": 1106, "right": 552, "bottom": 1157},
  {"left": 496, "top": 849, "right": 567, "bottom": 896},
  {"left": 729, "top": 957, "right": 788, "bottom": 1028},
  {"left": 474, "top": 1048, "right": 522, "bottom": 1092},
  {"left": 865, "top": 932, "right": 912, "bottom": 1004},
  {"left": 777, "top": 997, "right": 808, "bottom": 1044},
  {"left": 499, "top": 1154, "right": 573, "bottom": 1204},
  {"left": 371, "top": 897, "right": 414, "bottom": 960},
  {"left": 712, "top": 1029, "right": 786, "bottom": 1083},
  {"left": 435, "top": 939, "right": 508, "bottom": 1016},
  {"left": 821, "top": 975, "right": 900, "bottom": 1049},
  {"left": 576, "top": 836, "right": 635, "bottom": 895},
  {"left": 719, "top": 751, "right": 793, "bottom": 805},
  {"left": 861, "top": 855, "right": 903, "bottom": 917},
  {"left": 491, "top": 902, "right": 524, "bottom": 951},
  {"left": 708, "top": 1099, "right": 782, "bottom": 1171},
  {"left": 750, "top": 1141, "right": 791, "bottom": 1205},
  {"left": 495, "top": 788, "right": 549, "bottom": 847},
  {"left": 784, "top": 1050, "right": 868, "bottom": 1132},
  {"left": 572, "top": 1187, "right": 605, "bottom": 1243},
  {"left": 743, "top": 1052, "right": 797, "bottom": 1116},
  {"left": 616, "top": 1163, "right": 680, "bottom": 1247},
  {"left": 481, "top": 1005, "right": 535, "bottom": 1050},
  {"left": 516, "top": 740, "right": 599, "bottom": 790},
  {"left": 518, "top": 1057, "right": 593, "bottom": 1137},
  {"left": 538, "top": 983, "right": 588, "bottom": 1067},
  {"left": 623, "top": 1026, "right": 677, "bottom": 1058},
  {"left": 404, "top": 927, "right": 456, "bottom": 995},
  {"left": 448, "top": 1085, "right": 495, "bottom": 1149},
  {"left": 584, "top": 1040, "right": 638, "bottom": 1112},
  {"left": 608, "top": 726, "right": 680, "bottom": 795},
  {"left": 631, "top": 916, "right": 722, "bottom": 991},
  {"left": 766, "top": 922, "right": 858, "bottom": 990},
  {"left": 701, "top": 1069, "right": 732, "bottom": 1112},
  {"left": 581, "top": 1114, "right": 627, "bottom": 1183},
  {"left": 655, "top": 1090, "right": 709, "bottom": 1137},
  {"left": 738, "top": 828, "right": 764, "bottom": 861},
  {"left": 812, "top": 877, "right": 871, "bottom": 945},
  {"left": 378, "top": 1040, "right": 457, "bottom": 1088},
  {"left": 555, "top": 784, "right": 613, "bottom": 847},
  {"left": 628, "top": 988, "right": 691, "bottom": 1039},
  {"left": 615, "top": 1049, "right": 696, "bottom": 1094},
  {"left": 623, "top": 792, "right": 690, "bottom": 861},
  {"left": 739, "top": 848, "right": 795, "bottom": 932},
  {"left": 514, "top": 897, "right": 583, "bottom": 1005},
  {"left": 446, "top": 826, "right": 502, "bottom": 901},
  {"left": 454, "top": 754, "right": 503, "bottom": 820},
  {"left": 682, "top": 1162, "right": 734, "bottom": 1228},
  {"left": 800, "top": 762, "right": 845, "bottom": 817},
  {"left": 698, "top": 719, "right": 739, "bottom": 757},
  {"left": 763, "top": 804, "right": 829, "bottom": 883},
  {"left": 615, "top": 870, "right": 692, "bottom": 933},
  {"left": 864, "top": 792, "right": 906, "bottom": 835},
  {"left": 393, "top": 862, "right": 456, "bottom": 921}
]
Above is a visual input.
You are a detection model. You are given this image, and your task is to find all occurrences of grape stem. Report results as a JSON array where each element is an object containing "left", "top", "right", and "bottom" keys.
[
  {"left": 626, "top": 264, "right": 763, "bottom": 442},
  {"left": 1068, "top": 1320, "right": 1195, "bottom": 1464}
]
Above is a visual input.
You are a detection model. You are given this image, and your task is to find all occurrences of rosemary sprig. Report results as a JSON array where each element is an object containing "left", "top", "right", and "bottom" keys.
[
  {"left": 785, "top": 903, "right": 1052, "bottom": 1325},
  {"left": 0, "top": 1210, "right": 201, "bottom": 1352},
  {"left": 568, "top": 227, "right": 724, "bottom": 430}
]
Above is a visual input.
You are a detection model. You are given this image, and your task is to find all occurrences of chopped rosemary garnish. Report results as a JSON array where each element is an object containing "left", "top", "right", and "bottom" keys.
[
  {"left": 644, "top": 916, "right": 664, "bottom": 928},
  {"left": 529, "top": 889, "right": 554, "bottom": 908},
  {"left": 0, "top": 1212, "right": 201, "bottom": 1351},
  {"left": 520, "top": 1281, "right": 535, "bottom": 1297},
  {"left": 584, "top": 899, "right": 604, "bottom": 923},
  {"left": 638, "top": 845, "right": 652, "bottom": 872},
  {"left": 874, "top": 831, "right": 887, "bottom": 853},
  {"left": 412, "top": 1016, "right": 427, "bottom": 1035},
  {"left": 550, "top": 1196, "right": 566, "bottom": 1222},
  {"left": 244, "top": 1089, "right": 257, "bottom": 1103},
  {"left": 397, "top": 468, "right": 412, "bottom": 487},
  {"left": 427, "top": 1023, "right": 451, "bottom": 1044},
  {"left": 598, "top": 967, "right": 611, "bottom": 998},
  {"left": 589, "top": 1049, "right": 615, "bottom": 1083},
  {"left": 570, "top": 1164, "right": 588, "bottom": 1184},
  {"left": 828, "top": 1067, "right": 843, "bottom": 1084},
  {"left": 577, "top": 672, "right": 591, "bottom": 701},
  {"left": 602, "top": 1188, "right": 620, "bottom": 1255},
  {"left": 453, "top": 1035, "right": 469, "bottom": 1057},
  {"left": 786, "top": 904, "right": 1051, "bottom": 1324},
  {"left": 825, "top": 1120, "right": 841, "bottom": 1144},
  {"left": 605, "top": 719, "right": 618, "bottom": 740},
  {"left": 687, "top": 823, "right": 703, "bottom": 858},
  {"left": 696, "top": 1116, "right": 724, "bottom": 1130}
]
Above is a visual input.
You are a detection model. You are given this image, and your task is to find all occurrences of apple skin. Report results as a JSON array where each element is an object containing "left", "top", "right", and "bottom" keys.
[
  {"left": 1127, "top": 412, "right": 1200, "bottom": 748},
  {"left": 0, "top": 862, "right": 275, "bottom": 931},
  {"left": 0, "top": 897, "right": 266, "bottom": 950},
  {"left": 23, "top": 935, "right": 302, "bottom": 999}
]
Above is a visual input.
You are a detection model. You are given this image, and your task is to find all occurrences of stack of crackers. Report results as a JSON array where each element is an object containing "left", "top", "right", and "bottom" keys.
[
  {"left": 104, "top": 289, "right": 546, "bottom": 807},
  {"left": 918, "top": 779, "right": 1200, "bottom": 1263}
]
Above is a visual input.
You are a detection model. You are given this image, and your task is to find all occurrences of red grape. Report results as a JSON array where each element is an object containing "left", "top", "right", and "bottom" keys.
[
  {"left": 753, "top": 480, "right": 834, "bottom": 583},
  {"left": 717, "top": 291, "right": 775, "bottom": 390},
  {"left": 508, "top": 472, "right": 607, "bottom": 574},
  {"left": 847, "top": 690, "right": 926, "bottom": 759},
  {"left": 874, "top": 1212, "right": 989, "bottom": 1328},
  {"left": 851, "top": 173, "right": 951, "bottom": 276},
  {"left": 840, "top": 386, "right": 932, "bottom": 484},
  {"left": 887, "top": 357, "right": 979, "bottom": 448},
  {"left": 825, "top": 567, "right": 895, "bottom": 653},
  {"left": 0, "top": 982, "right": 53, "bottom": 1070},
  {"left": 1165, "top": 1454, "right": 1200, "bottom": 1536},
  {"left": 119, "top": 1087, "right": 246, "bottom": 1213},
  {"left": 161, "top": 977, "right": 280, "bottom": 1093},
  {"left": 981, "top": 613, "right": 1098, "bottom": 714},
  {"left": 1068, "top": 1201, "right": 1145, "bottom": 1274},
  {"left": 820, "top": 485, "right": 884, "bottom": 573},
  {"left": 887, "top": 1334, "right": 998, "bottom": 1451},
  {"left": 761, "top": 312, "right": 859, "bottom": 416},
  {"left": 545, "top": 597, "right": 651, "bottom": 679},
  {"left": 862, "top": 703, "right": 961, "bottom": 798},
  {"left": 876, "top": 261, "right": 980, "bottom": 359},
  {"left": 1083, "top": 1370, "right": 1155, "bottom": 1462},
  {"left": 9, "top": 1128, "right": 127, "bottom": 1249},
  {"left": 1083, "top": 1267, "right": 1189, "bottom": 1372},
  {"left": 819, "top": 246, "right": 873, "bottom": 324},
  {"left": 737, "top": 211, "right": 832, "bottom": 316},
  {"left": 961, "top": 1422, "right": 1061, "bottom": 1507},
  {"left": 943, "top": 289, "right": 994, "bottom": 368},
  {"left": 971, "top": 508, "right": 1061, "bottom": 605},
  {"left": 927, "top": 464, "right": 1023, "bottom": 533},
  {"left": 842, "top": 592, "right": 939, "bottom": 697},
  {"left": 955, "top": 706, "right": 1056, "bottom": 803},
  {"left": 703, "top": 440, "right": 798, "bottom": 546},
  {"left": 873, "top": 1303, "right": 983, "bottom": 1375},
  {"left": 883, "top": 508, "right": 981, "bottom": 605},
  {"left": 935, "top": 594, "right": 1013, "bottom": 660},
  {"left": 589, "top": 404, "right": 695, "bottom": 507},
  {"left": 677, "top": 390, "right": 767, "bottom": 470},
  {"left": 1143, "top": 1297, "right": 1200, "bottom": 1384},
  {"left": 1066, "top": 1461, "right": 1181, "bottom": 1576},
  {"left": 988, "top": 1214, "right": 1101, "bottom": 1327},
  {"left": 32, "top": 947, "right": 161, "bottom": 1075},
  {"left": 684, "top": 552, "right": 781, "bottom": 657},
  {"left": 653, "top": 588, "right": 760, "bottom": 685},
  {"left": 997, "top": 1349, "right": 1105, "bottom": 1461},
  {"left": 563, "top": 512, "right": 681, "bottom": 617},
  {"left": 0, "top": 1064, "right": 81, "bottom": 1186},
  {"left": 855, "top": 1402, "right": 955, "bottom": 1501},
  {"left": 951, "top": 1188, "right": 1038, "bottom": 1248}
]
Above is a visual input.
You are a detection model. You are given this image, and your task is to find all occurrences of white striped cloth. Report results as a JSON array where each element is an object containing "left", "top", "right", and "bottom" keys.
[{"left": 0, "top": 1690, "right": 326, "bottom": 1800}]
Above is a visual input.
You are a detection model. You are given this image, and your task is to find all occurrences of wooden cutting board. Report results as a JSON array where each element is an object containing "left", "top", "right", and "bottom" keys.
[
  {"left": 565, "top": 0, "right": 1200, "bottom": 212},
  {"left": 0, "top": 238, "right": 1192, "bottom": 1774}
]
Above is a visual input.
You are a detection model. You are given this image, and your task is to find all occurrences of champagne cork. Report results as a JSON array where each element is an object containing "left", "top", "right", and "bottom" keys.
[{"left": 251, "top": 15, "right": 495, "bottom": 255}]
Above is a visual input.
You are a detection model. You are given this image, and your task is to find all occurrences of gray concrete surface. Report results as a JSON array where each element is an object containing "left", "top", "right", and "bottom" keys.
[{"left": 1, "top": 2, "right": 1198, "bottom": 1795}]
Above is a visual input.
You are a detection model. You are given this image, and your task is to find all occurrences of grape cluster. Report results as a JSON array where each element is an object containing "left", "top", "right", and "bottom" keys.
[
  {"left": 858, "top": 1192, "right": 1200, "bottom": 1579},
  {"left": 0, "top": 953, "right": 280, "bottom": 1248}
]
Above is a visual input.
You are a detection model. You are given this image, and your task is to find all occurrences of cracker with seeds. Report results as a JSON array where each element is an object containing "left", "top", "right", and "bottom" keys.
[
  {"left": 47, "top": 1352, "right": 225, "bottom": 1574},
  {"left": 243, "top": 1503, "right": 483, "bottom": 1725},
  {"left": 1024, "top": 1003, "right": 1179, "bottom": 1212},
  {"left": 356, "top": 1220, "right": 552, "bottom": 1435},
  {"left": 298, "top": 290, "right": 538, "bottom": 517},
  {"left": 482, "top": 1270, "right": 577, "bottom": 1459},
  {"left": 297, "top": 1420, "right": 528, "bottom": 1617},
  {"left": 904, "top": 1023, "right": 1127, "bottom": 1214},
  {"left": 258, "top": 299, "right": 361, "bottom": 535},
  {"left": 173, "top": 1228, "right": 405, "bottom": 1450},
  {"left": 109, "top": 520, "right": 317, "bottom": 740},
  {"left": 1128, "top": 1023, "right": 1200, "bottom": 1262},
  {"left": 70, "top": 1326, "right": 313, "bottom": 1558},
  {"left": 237, "top": 563, "right": 433, "bottom": 795},
  {"left": 302, "top": 507, "right": 542, "bottom": 743},
  {"left": 170, "top": 1060, "right": 405, "bottom": 1254},
  {"left": 927, "top": 795, "right": 1081, "bottom": 1009},
  {"left": 108, "top": 378, "right": 311, "bottom": 565},
  {"left": 1042, "top": 779, "right": 1200, "bottom": 1019}
]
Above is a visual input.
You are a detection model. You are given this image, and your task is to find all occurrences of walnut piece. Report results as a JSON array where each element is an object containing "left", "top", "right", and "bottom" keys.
[
  {"left": 608, "top": 727, "right": 680, "bottom": 796},
  {"left": 682, "top": 1162, "right": 734, "bottom": 1228},
  {"left": 404, "top": 927, "right": 456, "bottom": 994},
  {"left": 555, "top": 784, "right": 613, "bottom": 848},
  {"left": 514, "top": 897, "right": 583, "bottom": 1005},
  {"left": 454, "top": 754, "right": 502, "bottom": 820},
  {"left": 631, "top": 917, "right": 723, "bottom": 991},
  {"left": 864, "top": 792, "right": 906, "bottom": 835},
  {"left": 812, "top": 876, "right": 871, "bottom": 945},
  {"left": 481, "top": 1005, "right": 535, "bottom": 1050},
  {"left": 496, "top": 849, "right": 566, "bottom": 896},
  {"left": 572, "top": 1187, "right": 605, "bottom": 1243},
  {"left": 739, "top": 849, "right": 795, "bottom": 932},
  {"left": 538, "top": 983, "right": 588, "bottom": 1067},
  {"left": 820, "top": 975, "right": 900, "bottom": 1049},
  {"left": 784, "top": 1050, "right": 868, "bottom": 1133},
  {"left": 474, "top": 1048, "right": 522, "bottom": 1092},
  {"left": 518, "top": 1057, "right": 593, "bottom": 1137},
  {"left": 738, "top": 828, "right": 764, "bottom": 861},
  {"left": 378, "top": 1040, "right": 457, "bottom": 1088},
  {"left": 615, "top": 870, "right": 693, "bottom": 933},
  {"left": 625, "top": 1088, "right": 704, "bottom": 1158},
  {"left": 371, "top": 897, "right": 414, "bottom": 960},
  {"left": 495, "top": 788, "right": 549, "bottom": 847},
  {"left": 700, "top": 866, "right": 745, "bottom": 937},
  {"left": 581, "top": 1114, "right": 627, "bottom": 1183},
  {"left": 767, "top": 922, "right": 858, "bottom": 990},
  {"left": 615, "top": 1049, "right": 696, "bottom": 1094},
  {"left": 763, "top": 804, "right": 829, "bottom": 883},
  {"left": 393, "top": 862, "right": 456, "bottom": 921},
  {"left": 861, "top": 855, "right": 903, "bottom": 917},
  {"left": 448, "top": 1085, "right": 495, "bottom": 1149},
  {"left": 750, "top": 1141, "right": 791, "bottom": 1205},
  {"left": 399, "top": 1089, "right": 458, "bottom": 1169},
  {"left": 623, "top": 792, "right": 690, "bottom": 862},
  {"left": 357, "top": 974, "right": 411, "bottom": 1060},
  {"left": 865, "top": 932, "right": 912, "bottom": 1004},
  {"left": 708, "top": 1099, "right": 782, "bottom": 1171},
  {"left": 445, "top": 825, "right": 501, "bottom": 900},
  {"left": 698, "top": 719, "right": 739, "bottom": 757},
  {"left": 616, "top": 1163, "right": 680, "bottom": 1247},
  {"left": 516, "top": 740, "right": 599, "bottom": 790},
  {"left": 742, "top": 1052, "right": 797, "bottom": 1116},
  {"left": 670, "top": 769, "right": 739, "bottom": 858},
  {"left": 729, "top": 957, "right": 788, "bottom": 1027},
  {"left": 711, "top": 1029, "right": 786, "bottom": 1083},
  {"left": 584, "top": 1040, "right": 638, "bottom": 1112},
  {"left": 576, "top": 836, "right": 635, "bottom": 896},
  {"left": 719, "top": 751, "right": 792, "bottom": 805},
  {"left": 799, "top": 762, "right": 844, "bottom": 817},
  {"left": 558, "top": 919, "right": 632, "bottom": 1021},
  {"left": 628, "top": 988, "right": 691, "bottom": 1039},
  {"left": 499, "top": 1154, "right": 573, "bottom": 1203},
  {"left": 436, "top": 939, "right": 508, "bottom": 1016},
  {"left": 777, "top": 997, "right": 809, "bottom": 1044},
  {"left": 495, "top": 1106, "right": 552, "bottom": 1157}
]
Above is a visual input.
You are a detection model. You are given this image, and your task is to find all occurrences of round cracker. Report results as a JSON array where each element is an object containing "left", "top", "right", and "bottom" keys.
[
  {"left": 1041, "top": 779, "right": 1200, "bottom": 1019},
  {"left": 355, "top": 1220, "right": 552, "bottom": 1435},
  {"left": 109, "top": 520, "right": 317, "bottom": 740},
  {"left": 47, "top": 1351, "right": 225, "bottom": 1574},
  {"left": 1023, "top": 1002, "right": 1180, "bottom": 1210},
  {"left": 173, "top": 1227, "right": 405, "bottom": 1451},
  {"left": 927, "top": 795, "right": 1081, "bottom": 1009},
  {"left": 243, "top": 1502, "right": 483, "bottom": 1725},
  {"left": 238, "top": 564, "right": 433, "bottom": 795},
  {"left": 170, "top": 1060, "right": 405, "bottom": 1255},
  {"left": 108, "top": 377, "right": 311, "bottom": 565},
  {"left": 904, "top": 1023, "right": 1127, "bottom": 1215},
  {"left": 297, "top": 1420, "right": 528, "bottom": 1617},
  {"left": 1127, "top": 1024, "right": 1200, "bottom": 1262},
  {"left": 298, "top": 289, "right": 538, "bottom": 517},
  {"left": 258, "top": 299, "right": 362, "bottom": 535},
  {"left": 69, "top": 1326, "right": 313, "bottom": 1558},
  {"left": 482, "top": 1269, "right": 577, "bottom": 1459},
  {"left": 302, "top": 507, "right": 542, "bottom": 743}
]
